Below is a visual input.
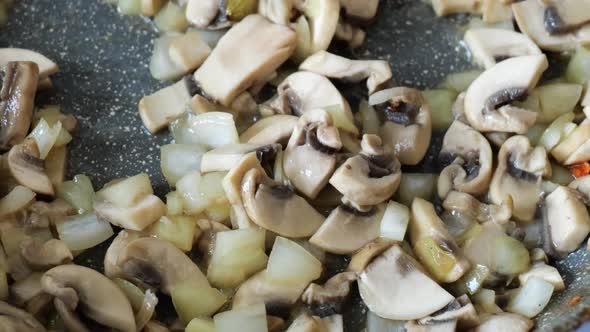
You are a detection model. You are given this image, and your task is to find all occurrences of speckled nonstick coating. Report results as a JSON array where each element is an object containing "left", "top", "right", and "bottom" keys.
[{"left": 1, "top": 0, "right": 589, "bottom": 331}]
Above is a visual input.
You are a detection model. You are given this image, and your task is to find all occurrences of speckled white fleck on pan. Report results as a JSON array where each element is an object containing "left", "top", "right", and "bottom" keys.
[{"left": 1, "top": 0, "right": 589, "bottom": 331}]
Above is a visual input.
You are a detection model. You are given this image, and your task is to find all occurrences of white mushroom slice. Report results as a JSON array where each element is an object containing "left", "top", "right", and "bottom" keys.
[
  {"left": 104, "top": 230, "right": 144, "bottom": 278},
  {"left": 241, "top": 168, "right": 325, "bottom": 237},
  {"left": 464, "top": 28, "right": 542, "bottom": 69},
  {"left": 301, "top": 272, "right": 357, "bottom": 307},
  {"left": 442, "top": 191, "right": 512, "bottom": 225},
  {"left": 474, "top": 313, "right": 533, "bottom": 332},
  {"left": 295, "top": 0, "right": 340, "bottom": 53},
  {"left": 283, "top": 109, "right": 341, "bottom": 199},
  {"left": 6, "top": 139, "right": 54, "bottom": 196},
  {"left": 569, "top": 175, "right": 590, "bottom": 201},
  {"left": 373, "top": 87, "right": 432, "bottom": 165},
  {"left": 329, "top": 135, "right": 401, "bottom": 206},
  {"left": 512, "top": 0, "right": 590, "bottom": 52},
  {"left": 299, "top": 51, "right": 392, "bottom": 94},
  {"left": 347, "top": 239, "right": 396, "bottom": 273},
  {"left": 193, "top": 15, "right": 296, "bottom": 106},
  {"left": 358, "top": 244, "right": 454, "bottom": 320},
  {"left": 340, "top": 0, "right": 378, "bottom": 21},
  {"left": 239, "top": 115, "right": 298, "bottom": 144},
  {"left": 545, "top": 186, "right": 590, "bottom": 254},
  {"left": 464, "top": 55, "right": 547, "bottom": 134},
  {"left": 94, "top": 194, "right": 166, "bottom": 231},
  {"left": 518, "top": 262, "right": 565, "bottom": 291},
  {"left": 552, "top": 119, "right": 590, "bottom": 164},
  {"left": 258, "top": 0, "right": 294, "bottom": 25},
  {"left": 185, "top": 0, "right": 219, "bottom": 28},
  {"left": 0, "top": 48, "right": 58, "bottom": 80},
  {"left": 480, "top": 0, "right": 512, "bottom": 23},
  {"left": 168, "top": 31, "right": 211, "bottom": 73},
  {"left": 138, "top": 79, "right": 191, "bottom": 133},
  {"left": 270, "top": 71, "right": 352, "bottom": 120},
  {"left": 437, "top": 121, "right": 493, "bottom": 198},
  {"left": 200, "top": 143, "right": 272, "bottom": 172},
  {"left": 490, "top": 135, "right": 550, "bottom": 222},
  {"left": 309, "top": 204, "right": 385, "bottom": 254},
  {"left": 233, "top": 270, "right": 307, "bottom": 308},
  {"left": 418, "top": 295, "right": 480, "bottom": 331},
  {"left": 431, "top": 0, "right": 480, "bottom": 16}
]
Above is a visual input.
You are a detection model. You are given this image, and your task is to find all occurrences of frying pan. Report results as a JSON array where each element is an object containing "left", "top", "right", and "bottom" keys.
[{"left": 1, "top": 0, "right": 589, "bottom": 331}]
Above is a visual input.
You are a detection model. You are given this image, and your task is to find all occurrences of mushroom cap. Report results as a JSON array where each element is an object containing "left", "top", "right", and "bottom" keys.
[
  {"left": 513, "top": 0, "right": 590, "bottom": 52},
  {"left": 0, "top": 300, "right": 45, "bottom": 332},
  {"left": 233, "top": 270, "right": 306, "bottom": 309},
  {"left": 1, "top": 62, "right": 39, "bottom": 151},
  {"left": 104, "top": 230, "right": 145, "bottom": 278},
  {"left": 376, "top": 87, "right": 432, "bottom": 165},
  {"left": 464, "top": 28, "right": 542, "bottom": 69},
  {"left": 0, "top": 48, "right": 58, "bottom": 80},
  {"left": 241, "top": 168, "right": 325, "bottom": 237},
  {"left": 545, "top": 186, "right": 590, "bottom": 254},
  {"left": 41, "top": 265, "right": 136, "bottom": 332},
  {"left": 464, "top": 54, "right": 547, "bottom": 134},
  {"left": 7, "top": 139, "right": 54, "bottom": 196},
  {"left": 358, "top": 244, "right": 454, "bottom": 320},
  {"left": 299, "top": 51, "right": 392, "bottom": 94},
  {"left": 490, "top": 135, "right": 549, "bottom": 222},
  {"left": 309, "top": 204, "right": 385, "bottom": 254},
  {"left": 239, "top": 115, "right": 299, "bottom": 145},
  {"left": 437, "top": 120, "right": 493, "bottom": 197},
  {"left": 116, "top": 237, "right": 208, "bottom": 295}
]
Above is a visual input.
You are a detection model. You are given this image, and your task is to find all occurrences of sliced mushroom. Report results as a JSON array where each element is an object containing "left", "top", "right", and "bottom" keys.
[
  {"left": 409, "top": 198, "right": 471, "bottom": 283},
  {"left": 185, "top": 0, "right": 219, "bottom": 28},
  {"left": 480, "top": 0, "right": 512, "bottom": 23},
  {"left": 442, "top": 191, "right": 512, "bottom": 225},
  {"left": 240, "top": 115, "right": 298, "bottom": 144},
  {"left": 168, "top": 31, "right": 212, "bottom": 73},
  {"left": 53, "top": 298, "right": 90, "bottom": 332},
  {"left": 358, "top": 244, "right": 454, "bottom": 320},
  {"left": 1, "top": 62, "right": 39, "bottom": 151},
  {"left": 437, "top": 120, "right": 493, "bottom": 198},
  {"left": 201, "top": 143, "right": 278, "bottom": 173},
  {"left": 116, "top": 237, "right": 209, "bottom": 295},
  {"left": 294, "top": 0, "right": 340, "bottom": 53},
  {"left": 489, "top": 135, "right": 550, "bottom": 222},
  {"left": 268, "top": 71, "right": 352, "bottom": 119},
  {"left": 241, "top": 168, "right": 325, "bottom": 237},
  {"left": 405, "top": 320, "right": 457, "bottom": 332},
  {"left": 513, "top": 0, "right": 590, "bottom": 52},
  {"left": 518, "top": 262, "right": 565, "bottom": 291},
  {"left": 0, "top": 48, "right": 58, "bottom": 80},
  {"left": 545, "top": 186, "right": 590, "bottom": 254},
  {"left": 138, "top": 78, "right": 191, "bottom": 133},
  {"left": 464, "top": 28, "right": 542, "bottom": 69},
  {"left": 569, "top": 174, "right": 590, "bottom": 201},
  {"left": 104, "top": 230, "right": 145, "bottom": 278},
  {"left": 301, "top": 271, "right": 357, "bottom": 308},
  {"left": 372, "top": 87, "right": 432, "bottom": 165},
  {"left": 193, "top": 15, "right": 296, "bottom": 106},
  {"left": 0, "top": 300, "right": 45, "bottom": 332},
  {"left": 474, "top": 313, "right": 533, "bottom": 332},
  {"left": 11, "top": 272, "right": 43, "bottom": 306},
  {"left": 41, "top": 265, "right": 136, "bottom": 332},
  {"left": 20, "top": 238, "right": 72, "bottom": 270},
  {"left": 299, "top": 51, "right": 392, "bottom": 94},
  {"left": 233, "top": 270, "right": 307, "bottom": 309},
  {"left": 464, "top": 54, "right": 547, "bottom": 134},
  {"left": 309, "top": 203, "right": 385, "bottom": 254},
  {"left": 6, "top": 139, "right": 54, "bottom": 196},
  {"left": 346, "top": 238, "right": 396, "bottom": 273},
  {"left": 340, "top": 0, "right": 379, "bottom": 21},
  {"left": 258, "top": 0, "right": 294, "bottom": 25},
  {"left": 283, "top": 109, "right": 341, "bottom": 199},
  {"left": 418, "top": 295, "right": 479, "bottom": 330},
  {"left": 94, "top": 194, "right": 166, "bottom": 231},
  {"left": 551, "top": 119, "right": 590, "bottom": 165},
  {"left": 431, "top": 0, "right": 480, "bottom": 16}
]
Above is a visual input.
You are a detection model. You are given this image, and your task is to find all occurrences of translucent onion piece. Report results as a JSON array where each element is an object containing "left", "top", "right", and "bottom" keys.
[
  {"left": 380, "top": 201, "right": 410, "bottom": 241},
  {"left": 439, "top": 70, "right": 483, "bottom": 93},
  {"left": 325, "top": 105, "right": 359, "bottom": 135},
  {"left": 266, "top": 237, "right": 322, "bottom": 286},
  {"left": 56, "top": 213, "right": 114, "bottom": 251},
  {"left": 365, "top": 311, "right": 406, "bottom": 332},
  {"left": 170, "top": 112, "right": 239, "bottom": 149},
  {"left": 149, "top": 33, "right": 185, "bottom": 81},
  {"left": 422, "top": 89, "right": 457, "bottom": 130},
  {"left": 214, "top": 304, "right": 268, "bottom": 332},
  {"left": 56, "top": 174, "right": 95, "bottom": 214},
  {"left": 538, "top": 112, "right": 575, "bottom": 152},
  {"left": 0, "top": 186, "right": 35, "bottom": 216},
  {"left": 397, "top": 173, "right": 437, "bottom": 206},
  {"left": 565, "top": 46, "right": 590, "bottom": 84},
  {"left": 117, "top": 0, "right": 142, "bottom": 15},
  {"left": 171, "top": 279, "right": 227, "bottom": 324},
  {"left": 154, "top": 1, "right": 189, "bottom": 33},
  {"left": 292, "top": 15, "right": 312, "bottom": 63},
  {"left": 359, "top": 99, "right": 379, "bottom": 135},
  {"left": 191, "top": 28, "right": 228, "bottom": 48},
  {"left": 113, "top": 278, "right": 145, "bottom": 311},
  {"left": 28, "top": 118, "right": 62, "bottom": 159},
  {"left": 53, "top": 127, "right": 73, "bottom": 147},
  {"left": 177, "top": 171, "right": 227, "bottom": 215},
  {"left": 507, "top": 277, "right": 554, "bottom": 318},
  {"left": 186, "top": 318, "right": 215, "bottom": 332},
  {"left": 160, "top": 143, "right": 207, "bottom": 186},
  {"left": 135, "top": 289, "right": 158, "bottom": 330}
]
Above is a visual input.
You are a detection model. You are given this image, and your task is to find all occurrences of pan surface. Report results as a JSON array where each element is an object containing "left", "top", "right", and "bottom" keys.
[{"left": 1, "top": 0, "right": 589, "bottom": 330}]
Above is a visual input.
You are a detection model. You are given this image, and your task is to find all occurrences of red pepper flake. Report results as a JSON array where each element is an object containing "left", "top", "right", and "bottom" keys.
[
  {"left": 569, "top": 162, "right": 590, "bottom": 178},
  {"left": 569, "top": 295, "right": 583, "bottom": 307}
]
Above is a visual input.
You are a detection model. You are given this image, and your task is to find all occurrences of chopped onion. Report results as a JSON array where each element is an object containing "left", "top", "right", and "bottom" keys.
[
  {"left": 96, "top": 173, "right": 153, "bottom": 208},
  {"left": 369, "top": 87, "right": 405, "bottom": 106},
  {"left": 359, "top": 99, "right": 380, "bottom": 135},
  {"left": 56, "top": 174, "right": 95, "bottom": 214},
  {"left": 149, "top": 33, "right": 185, "bottom": 81},
  {"left": 536, "top": 83, "right": 583, "bottom": 123},
  {"left": 473, "top": 289, "right": 503, "bottom": 314},
  {"left": 538, "top": 112, "right": 575, "bottom": 151},
  {"left": 565, "top": 46, "right": 590, "bottom": 84},
  {"left": 56, "top": 213, "right": 114, "bottom": 251},
  {"left": 166, "top": 191, "right": 184, "bottom": 216},
  {"left": 396, "top": 173, "right": 437, "bottom": 206},
  {"left": 135, "top": 289, "right": 158, "bottom": 330},
  {"left": 550, "top": 161, "right": 574, "bottom": 185},
  {"left": 266, "top": 237, "right": 322, "bottom": 286},
  {"left": 117, "top": 0, "right": 141, "bottom": 15},
  {"left": 507, "top": 277, "right": 554, "bottom": 318},
  {"left": 526, "top": 124, "right": 547, "bottom": 146},
  {"left": 0, "top": 186, "right": 36, "bottom": 217},
  {"left": 186, "top": 318, "right": 215, "bottom": 332},
  {"left": 441, "top": 211, "right": 476, "bottom": 242},
  {"left": 214, "top": 304, "right": 267, "bottom": 332},
  {"left": 171, "top": 279, "right": 227, "bottom": 324},
  {"left": 176, "top": 171, "right": 227, "bottom": 215},
  {"left": 154, "top": 1, "right": 189, "bottom": 33},
  {"left": 422, "top": 89, "right": 457, "bottom": 130},
  {"left": 113, "top": 278, "right": 145, "bottom": 311},
  {"left": 28, "top": 119, "right": 61, "bottom": 159},
  {"left": 439, "top": 70, "right": 483, "bottom": 93},
  {"left": 170, "top": 112, "right": 239, "bottom": 149},
  {"left": 190, "top": 28, "right": 228, "bottom": 48},
  {"left": 292, "top": 15, "right": 311, "bottom": 63},
  {"left": 325, "top": 105, "right": 359, "bottom": 135},
  {"left": 366, "top": 311, "right": 406, "bottom": 332},
  {"left": 160, "top": 143, "right": 207, "bottom": 186},
  {"left": 380, "top": 201, "right": 410, "bottom": 241}
]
